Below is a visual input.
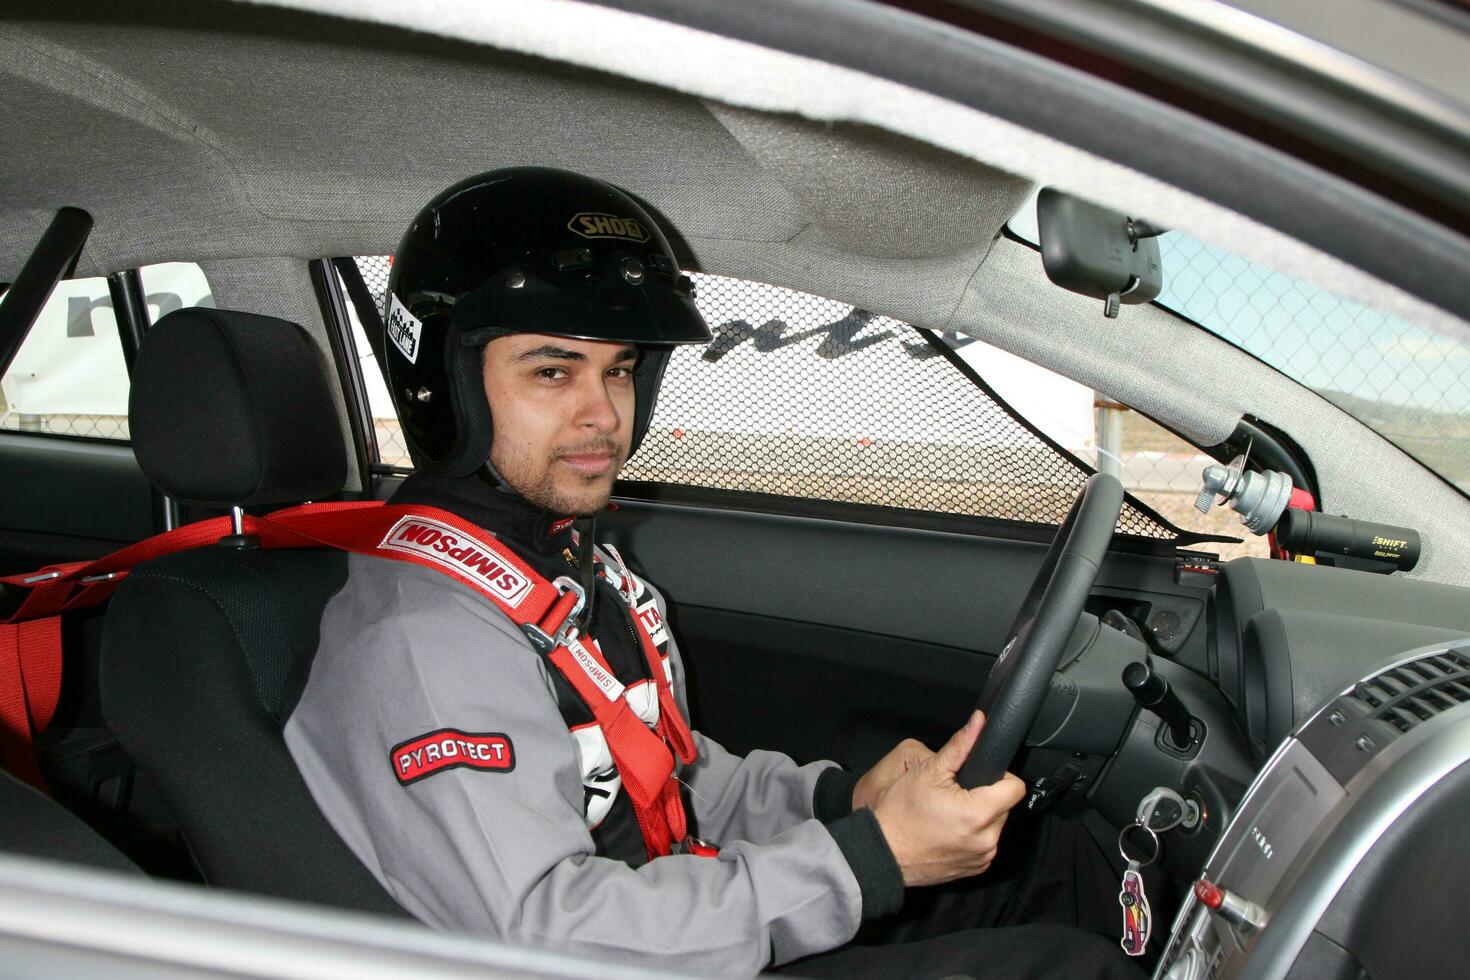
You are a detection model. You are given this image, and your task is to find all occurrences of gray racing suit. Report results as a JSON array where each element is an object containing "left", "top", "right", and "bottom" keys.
[{"left": 283, "top": 471, "right": 903, "bottom": 975}]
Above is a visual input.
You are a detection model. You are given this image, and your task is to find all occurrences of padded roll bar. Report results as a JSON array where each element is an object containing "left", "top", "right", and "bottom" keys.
[{"left": 0, "top": 207, "right": 94, "bottom": 379}]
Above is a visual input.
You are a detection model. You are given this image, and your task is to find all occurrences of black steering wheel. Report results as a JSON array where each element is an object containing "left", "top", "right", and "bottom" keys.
[{"left": 958, "top": 472, "right": 1124, "bottom": 789}]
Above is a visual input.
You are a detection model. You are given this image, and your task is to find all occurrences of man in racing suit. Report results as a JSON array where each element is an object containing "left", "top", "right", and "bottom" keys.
[{"left": 284, "top": 168, "right": 1142, "bottom": 977}]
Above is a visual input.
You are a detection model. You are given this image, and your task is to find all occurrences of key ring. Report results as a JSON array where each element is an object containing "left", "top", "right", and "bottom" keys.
[{"left": 1118, "top": 821, "right": 1160, "bottom": 867}]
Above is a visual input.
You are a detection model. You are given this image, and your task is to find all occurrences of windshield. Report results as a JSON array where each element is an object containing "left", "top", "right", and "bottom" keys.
[
  {"left": 1010, "top": 205, "right": 1470, "bottom": 495},
  {"left": 1156, "top": 234, "right": 1470, "bottom": 496}
]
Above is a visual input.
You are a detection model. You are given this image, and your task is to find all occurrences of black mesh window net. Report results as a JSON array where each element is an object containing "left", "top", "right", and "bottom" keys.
[
  {"left": 625, "top": 274, "right": 1182, "bottom": 540},
  {"left": 349, "top": 258, "right": 1188, "bottom": 542},
  {"left": 355, "top": 255, "right": 391, "bottom": 319}
]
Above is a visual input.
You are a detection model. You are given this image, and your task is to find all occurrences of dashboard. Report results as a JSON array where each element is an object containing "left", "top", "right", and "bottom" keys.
[
  {"left": 1038, "top": 555, "right": 1470, "bottom": 975},
  {"left": 1126, "top": 559, "right": 1470, "bottom": 977},
  {"left": 1154, "top": 638, "right": 1470, "bottom": 979},
  {"left": 1211, "top": 558, "right": 1470, "bottom": 759}
]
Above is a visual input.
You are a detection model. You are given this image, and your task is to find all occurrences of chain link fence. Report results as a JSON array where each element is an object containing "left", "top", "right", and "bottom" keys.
[
  {"left": 0, "top": 408, "right": 131, "bottom": 440},
  {"left": 1158, "top": 234, "right": 1470, "bottom": 496}
]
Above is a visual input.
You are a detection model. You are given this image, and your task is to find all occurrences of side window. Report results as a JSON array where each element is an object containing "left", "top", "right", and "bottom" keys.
[
  {"left": 1, "top": 275, "right": 127, "bottom": 440},
  {"left": 633, "top": 273, "right": 1252, "bottom": 551},
  {"left": 0, "top": 263, "right": 213, "bottom": 442},
  {"left": 138, "top": 262, "right": 214, "bottom": 323},
  {"left": 941, "top": 338, "right": 1267, "bottom": 560},
  {"left": 347, "top": 258, "right": 1250, "bottom": 552},
  {"left": 340, "top": 256, "right": 409, "bottom": 466}
]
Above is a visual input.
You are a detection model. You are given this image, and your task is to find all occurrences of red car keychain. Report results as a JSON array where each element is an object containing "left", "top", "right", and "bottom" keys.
[{"left": 1118, "top": 823, "right": 1159, "bottom": 957}]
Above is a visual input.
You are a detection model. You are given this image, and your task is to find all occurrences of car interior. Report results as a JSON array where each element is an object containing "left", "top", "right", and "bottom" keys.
[{"left": 2, "top": 1, "right": 1470, "bottom": 977}]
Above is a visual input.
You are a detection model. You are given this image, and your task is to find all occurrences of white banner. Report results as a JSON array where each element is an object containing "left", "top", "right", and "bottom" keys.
[{"left": 1, "top": 262, "right": 212, "bottom": 417}]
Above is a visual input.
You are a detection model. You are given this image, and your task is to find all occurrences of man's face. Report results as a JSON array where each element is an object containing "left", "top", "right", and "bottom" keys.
[{"left": 481, "top": 333, "right": 638, "bottom": 516}]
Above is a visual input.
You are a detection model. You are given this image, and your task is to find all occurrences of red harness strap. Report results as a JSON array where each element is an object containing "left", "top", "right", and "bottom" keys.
[
  {"left": 544, "top": 634, "right": 691, "bottom": 858},
  {"left": 1, "top": 502, "right": 701, "bottom": 860},
  {"left": 0, "top": 618, "right": 60, "bottom": 790},
  {"left": 1, "top": 509, "right": 272, "bottom": 791},
  {"left": 1268, "top": 488, "right": 1318, "bottom": 561}
]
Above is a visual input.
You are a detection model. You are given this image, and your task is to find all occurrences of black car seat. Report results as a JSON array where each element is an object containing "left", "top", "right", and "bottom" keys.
[
  {"left": 0, "top": 767, "right": 141, "bottom": 875},
  {"left": 98, "top": 307, "right": 405, "bottom": 916}
]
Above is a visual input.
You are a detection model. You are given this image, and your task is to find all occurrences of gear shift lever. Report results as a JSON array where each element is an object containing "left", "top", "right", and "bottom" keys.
[{"left": 1122, "top": 659, "right": 1198, "bottom": 750}]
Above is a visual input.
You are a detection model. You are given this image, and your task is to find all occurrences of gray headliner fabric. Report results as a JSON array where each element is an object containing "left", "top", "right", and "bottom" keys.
[
  {"left": 706, "top": 105, "right": 1034, "bottom": 260},
  {"left": 238, "top": 0, "right": 1468, "bottom": 346},
  {"left": 0, "top": 0, "right": 1467, "bottom": 584},
  {"left": 0, "top": 12, "right": 814, "bottom": 272}
]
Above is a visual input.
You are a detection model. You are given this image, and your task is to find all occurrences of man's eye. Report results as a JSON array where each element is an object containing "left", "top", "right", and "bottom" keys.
[
  {"left": 536, "top": 367, "right": 567, "bottom": 380},
  {"left": 608, "top": 366, "right": 634, "bottom": 379}
]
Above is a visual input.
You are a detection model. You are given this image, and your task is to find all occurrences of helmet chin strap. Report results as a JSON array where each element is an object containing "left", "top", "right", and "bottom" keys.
[
  {"left": 573, "top": 514, "right": 599, "bottom": 632},
  {"left": 480, "top": 458, "right": 525, "bottom": 498}
]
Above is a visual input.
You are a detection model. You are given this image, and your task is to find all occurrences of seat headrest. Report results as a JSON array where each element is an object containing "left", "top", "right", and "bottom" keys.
[{"left": 129, "top": 308, "right": 347, "bottom": 508}]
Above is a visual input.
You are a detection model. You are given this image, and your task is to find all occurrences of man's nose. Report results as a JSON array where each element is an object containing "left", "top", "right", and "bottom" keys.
[{"left": 575, "top": 375, "right": 622, "bottom": 433}]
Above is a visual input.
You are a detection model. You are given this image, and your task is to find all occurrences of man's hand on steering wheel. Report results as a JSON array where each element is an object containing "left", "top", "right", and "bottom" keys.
[
  {"left": 958, "top": 474, "right": 1124, "bottom": 789},
  {"left": 854, "top": 475, "right": 1123, "bottom": 888},
  {"left": 870, "top": 710, "right": 1026, "bottom": 887},
  {"left": 851, "top": 737, "right": 934, "bottom": 812}
]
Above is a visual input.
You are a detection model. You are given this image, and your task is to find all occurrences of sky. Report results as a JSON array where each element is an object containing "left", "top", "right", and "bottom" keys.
[
  {"left": 1156, "top": 235, "right": 1470, "bottom": 417},
  {"left": 1010, "top": 195, "right": 1470, "bottom": 418}
]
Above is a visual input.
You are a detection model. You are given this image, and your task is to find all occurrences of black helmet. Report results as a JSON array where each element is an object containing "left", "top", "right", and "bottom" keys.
[{"left": 384, "top": 167, "right": 711, "bottom": 476}]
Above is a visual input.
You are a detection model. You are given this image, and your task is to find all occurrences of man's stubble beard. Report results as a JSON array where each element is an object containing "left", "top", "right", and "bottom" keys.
[{"left": 491, "top": 438, "right": 624, "bottom": 517}]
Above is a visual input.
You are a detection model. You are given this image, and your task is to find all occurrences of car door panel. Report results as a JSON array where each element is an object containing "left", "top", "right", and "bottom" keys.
[
  {"left": 602, "top": 498, "right": 1205, "bottom": 768},
  {"left": 603, "top": 501, "right": 1048, "bottom": 650},
  {"left": 667, "top": 603, "right": 987, "bottom": 773},
  {"left": 0, "top": 434, "right": 153, "bottom": 575}
]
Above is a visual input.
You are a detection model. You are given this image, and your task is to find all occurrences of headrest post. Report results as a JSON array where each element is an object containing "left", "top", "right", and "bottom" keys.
[{"left": 218, "top": 505, "right": 259, "bottom": 550}]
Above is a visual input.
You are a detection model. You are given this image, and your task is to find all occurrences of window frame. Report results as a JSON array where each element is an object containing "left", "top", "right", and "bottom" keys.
[{"left": 309, "top": 259, "right": 377, "bottom": 495}]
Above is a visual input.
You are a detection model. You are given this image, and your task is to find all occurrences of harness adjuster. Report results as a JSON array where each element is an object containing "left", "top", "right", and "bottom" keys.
[
  {"left": 670, "top": 837, "right": 719, "bottom": 858},
  {"left": 519, "top": 576, "right": 587, "bottom": 653}
]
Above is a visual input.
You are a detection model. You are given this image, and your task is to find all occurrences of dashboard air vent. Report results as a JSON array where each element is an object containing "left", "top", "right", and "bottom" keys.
[{"left": 1352, "top": 649, "right": 1470, "bottom": 734}]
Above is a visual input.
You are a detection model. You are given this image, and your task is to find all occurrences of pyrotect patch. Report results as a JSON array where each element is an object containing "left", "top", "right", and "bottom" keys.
[
  {"left": 391, "top": 729, "right": 515, "bottom": 785},
  {"left": 378, "top": 515, "right": 534, "bottom": 607},
  {"left": 567, "top": 212, "right": 651, "bottom": 243},
  {"left": 548, "top": 516, "right": 575, "bottom": 536},
  {"left": 385, "top": 293, "right": 423, "bottom": 364}
]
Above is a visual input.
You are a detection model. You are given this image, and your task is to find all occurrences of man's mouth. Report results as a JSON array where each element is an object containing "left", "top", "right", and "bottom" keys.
[
  {"left": 554, "top": 437, "right": 622, "bottom": 477},
  {"left": 558, "top": 453, "right": 616, "bottom": 475}
]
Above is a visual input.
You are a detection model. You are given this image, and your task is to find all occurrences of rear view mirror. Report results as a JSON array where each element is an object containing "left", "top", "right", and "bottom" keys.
[{"left": 1036, "top": 188, "right": 1163, "bottom": 318}]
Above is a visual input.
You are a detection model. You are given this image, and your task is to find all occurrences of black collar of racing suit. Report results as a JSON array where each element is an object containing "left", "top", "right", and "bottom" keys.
[{"left": 389, "top": 467, "right": 603, "bottom": 629}]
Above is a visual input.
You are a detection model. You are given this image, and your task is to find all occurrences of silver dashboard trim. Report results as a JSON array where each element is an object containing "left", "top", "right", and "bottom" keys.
[{"left": 1240, "top": 705, "right": 1470, "bottom": 979}]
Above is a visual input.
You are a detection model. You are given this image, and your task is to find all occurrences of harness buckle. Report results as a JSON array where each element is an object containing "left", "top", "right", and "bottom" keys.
[
  {"left": 520, "top": 576, "right": 587, "bottom": 653},
  {"left": 79, "top": 571, "right": 122, "bottom": 585}
]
